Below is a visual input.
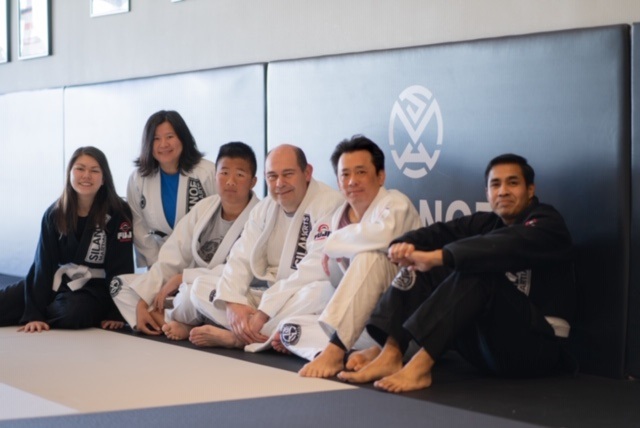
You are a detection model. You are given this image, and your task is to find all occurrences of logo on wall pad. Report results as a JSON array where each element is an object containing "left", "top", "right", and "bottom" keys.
[
  {"left": 391, "top": 267, "right": 416, "bottom": 291},
  {"left": 389, "top": 85, "right": 443, "bottom": 179},
  {"left": 280, "top": 323, "right": 301, "bottom": 346}
]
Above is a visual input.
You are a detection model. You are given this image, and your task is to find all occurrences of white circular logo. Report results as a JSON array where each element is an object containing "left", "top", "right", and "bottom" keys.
[
  {"left": 280, "top": 323, "right": 301, "bottom": 346},
  {"left": 389, "top": 85, "right": 443, "bottom": 179},
  {"left": 109, "top": 277, "right": 123, "bottom": 297},
  {"left": 390, "top": 267, "right": 416, "bottom": 291}
]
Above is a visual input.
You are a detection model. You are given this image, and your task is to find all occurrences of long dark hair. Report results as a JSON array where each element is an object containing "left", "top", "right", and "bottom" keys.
[
  {"left": 55, "top": 146, "right": 129, "bottom": 235},
  {"left": 134, "top": 110, "right": 205, "bottom": 177}
]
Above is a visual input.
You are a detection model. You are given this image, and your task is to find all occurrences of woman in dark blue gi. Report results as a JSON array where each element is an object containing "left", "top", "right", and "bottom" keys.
[{"left": 0, "top": 146, "right": 134, "bottom": 332}]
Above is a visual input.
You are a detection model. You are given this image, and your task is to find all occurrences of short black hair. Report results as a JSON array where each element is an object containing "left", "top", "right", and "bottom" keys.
[
  {"left": 484, "top": 153, "right": 535, "bottom": 187},
  {"left": 330, "top": 135, "right": 385, "bottom": 175},
  {"left": 216, "top": 142, "right": 258, "bottom": 177}
]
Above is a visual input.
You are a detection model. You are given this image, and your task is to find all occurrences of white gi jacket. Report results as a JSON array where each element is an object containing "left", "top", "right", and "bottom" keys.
[
  {"left": 277, "top": 187, "right": 423, "bottom": 358},
  {"left": 214, "top": 179, "right": 344, "bottom": 318},
  {"left": 324, "top": 187, "right": 423, "bottom": 261},
  {"left": 127, "top": 158, "right": 217, "bottom": 268},
  {"left": 128, "top": 192, "right": 259, "bottom": 305}
]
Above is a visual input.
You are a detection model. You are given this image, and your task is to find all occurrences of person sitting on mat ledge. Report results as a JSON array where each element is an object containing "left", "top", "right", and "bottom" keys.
[
  {"left": 157, "top": 144, "right": 343, "bottom": 350},
  {"left": 110, "top": 142, "right": 259, "bottom": 338},
  {"left": 273, "top": 135, "right": 421, "bottom": 378},
  {"left": 0, "top": 146, "right": 133, "bottom": 332},
  {"left": 338, "top": 153, "right": 577, "bottom": 392}
]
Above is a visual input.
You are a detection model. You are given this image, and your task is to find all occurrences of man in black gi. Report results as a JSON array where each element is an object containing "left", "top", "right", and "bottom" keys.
[{"left": 338, "top": 153, "right": 575, "bottom": 392}]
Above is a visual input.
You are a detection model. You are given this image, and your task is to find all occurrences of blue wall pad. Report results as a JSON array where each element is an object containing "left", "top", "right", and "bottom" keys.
[
  {"left": 267, "top": 25, "right": 631, "bottom": 378},
  {"left": 628, "top": 23, "right": 640, "bottom": 379}
]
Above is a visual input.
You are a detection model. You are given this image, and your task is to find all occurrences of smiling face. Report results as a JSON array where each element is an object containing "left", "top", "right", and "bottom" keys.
[
  {"left": 70, "top": 154, "right": 103, "bottom": 201},
  {"left": 337, "top": 150, "right": 384, "bottom": 216},
  {"left": 486, "top": 163, "right": 535, "bottom": 225},
  {"left": 152, "top": 121, "right": 183, "bottom": 174},
  {"left": 265, "top": 146, "right": 312, "bottom": 214},
  {"left": 216, "top": 157, "right": 257, "bottom": 207}
]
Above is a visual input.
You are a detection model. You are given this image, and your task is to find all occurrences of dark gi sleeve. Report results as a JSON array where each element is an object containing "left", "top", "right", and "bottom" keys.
[
  {"left": 390, "top": 211, "right": 499, "bottom": 252},
  {"left": 443, "top": 203, "right": 573, "bottom": 273},
  {"left": 102, "top": 206, "right": 134, "bottom": 319},
  {"left": 21, "top": 206, "right": 60, "bottom": 323}
]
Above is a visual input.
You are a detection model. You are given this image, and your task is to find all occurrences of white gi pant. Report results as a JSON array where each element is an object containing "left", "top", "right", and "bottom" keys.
[
  {"left": 112, "top": 274, "right": 149, "bottom": 328},
  {"left": 279, "top": 252, "right": 398, "bottom": 361},
  {"left": 166, "top": 275, "right": 336, "bottom": 353}
]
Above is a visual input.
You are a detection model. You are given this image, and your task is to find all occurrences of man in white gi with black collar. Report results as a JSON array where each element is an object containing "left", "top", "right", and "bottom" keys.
[
  {"left": 110, "top": 142, "right": 260, "bottom": 335},
  {"left": 180, "top": 144, "right": 343, "bottom": 349},
  {"left": 279, "top": 136, "right": 421, "bottom": 378}
]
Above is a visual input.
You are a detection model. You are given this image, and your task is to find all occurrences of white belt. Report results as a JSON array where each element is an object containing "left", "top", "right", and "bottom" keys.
[
  {"left": 545, "top": 316, "right": 570, "bottom": 338},
  {"left": 52, "top": 263, "right": 106, "bottom": 292}
]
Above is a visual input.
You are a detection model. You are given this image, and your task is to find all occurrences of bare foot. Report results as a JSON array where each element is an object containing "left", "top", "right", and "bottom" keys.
[
  {"left": 299, "top": 343, "right": 345, "bottom": 378},
  {"left": 373, "top": 349, "right": 434, "bottom": 393},
  {"left": 337, "top": 344, "right": 403, "bottom": 384},
  {"left": 149, "top": 308, "right": 166, "bottom": 329},
  {"left": 345, "top": 346, "right": 381, "bottom": 371},
  {"left": 189, "top": 325, "right": 243, "bottom": 348},
  {"left": 271, "top": 332, "right": 291, "bottom": 354},
  {"left": 162, "top": 321, "right": 193, "bottom": 341}
]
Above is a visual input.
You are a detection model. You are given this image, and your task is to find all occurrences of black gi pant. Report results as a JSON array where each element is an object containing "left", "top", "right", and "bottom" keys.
[
  {"left": 367, "top": 268, "right": 567, "bottom": 377},
  {"left": 0, "top": 279, "right": 122, "bottom": 329}
]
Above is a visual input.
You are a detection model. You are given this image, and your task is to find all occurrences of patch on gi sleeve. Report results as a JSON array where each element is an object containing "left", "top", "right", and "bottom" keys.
[
  {"left": 208, "top": 289, "right": 216, "bottom": 302},
  {"left": 313, "top": 224, "right": 331, "bottom": 240},
  {"left": 117, "top": 222, "right": 133, "bottom": 242},
  {"left": 390, "top": 267, "right": 416, "bottom": 291},
  {"left": 140, "top": 195, "right": 146, "bottom": 209},
  {"left": 109, "top": 277, "right": 123, "bottom": 297},
  {"left": 280, "top": 323, "right": 301, "bottom": 346}
]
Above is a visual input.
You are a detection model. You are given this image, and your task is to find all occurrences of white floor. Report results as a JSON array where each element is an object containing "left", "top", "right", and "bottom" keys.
[{"left": 0, "top": 327, "right": 355, "bottom": 421}]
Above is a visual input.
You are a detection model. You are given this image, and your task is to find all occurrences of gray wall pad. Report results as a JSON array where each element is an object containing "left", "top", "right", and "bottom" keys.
[{"left": 629, "top": 23, "right": 640, "bottom": 379}]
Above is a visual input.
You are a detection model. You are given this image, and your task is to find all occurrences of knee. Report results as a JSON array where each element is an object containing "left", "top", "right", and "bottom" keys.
[
  {"left": 48, "top": 295, "right": 100, "bottom": 329},
  {"left": 190, "top": 279, "right": 216, "bottom": 308}
]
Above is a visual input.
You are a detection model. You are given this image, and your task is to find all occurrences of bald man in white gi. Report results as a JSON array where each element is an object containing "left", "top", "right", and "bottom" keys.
[{"left": 177, "top": 144, "right": 344, "bottom": 350}]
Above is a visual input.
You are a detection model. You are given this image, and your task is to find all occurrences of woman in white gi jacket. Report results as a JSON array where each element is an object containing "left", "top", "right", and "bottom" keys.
[
  {"left": 128, "top": 110, "right": 217, "bottom": 268},
  {"left": 0, "top": 146, "right": 134, "bottom": 332}
]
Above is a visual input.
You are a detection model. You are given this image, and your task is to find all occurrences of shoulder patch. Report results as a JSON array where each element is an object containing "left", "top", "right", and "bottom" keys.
[
  {"left": 118, "top": 222, "right": 133, "bottom": 242},
  {"left": 313, "top": 224, "right": 331, "bottom": 241}
]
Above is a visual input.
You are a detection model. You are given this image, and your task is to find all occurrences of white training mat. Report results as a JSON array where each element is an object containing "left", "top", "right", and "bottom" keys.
[
  {"left": 0, "top": 383, "right": 76, "bottom": 421},
  {"left": 0, "top": 327, "right": 355, "bottom": 419}
]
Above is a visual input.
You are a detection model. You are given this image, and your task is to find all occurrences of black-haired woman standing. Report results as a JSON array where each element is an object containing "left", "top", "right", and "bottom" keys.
[{"left": 127, "top": 110, "right": 216, "bottom": 268}]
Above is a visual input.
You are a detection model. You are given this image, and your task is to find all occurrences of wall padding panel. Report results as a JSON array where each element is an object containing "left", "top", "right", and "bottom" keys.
[
  {"left": 64, "top": 65, "right": 267, "bottom": 198},
  {"left": 628, "top": 23, "right": 640, "bottom": 379},
  {"left": 268, "top": 26, "right": 630, "bottom": 378},
  {"left": 0, "top": 90, "right": 65, "bottom": 276}
]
